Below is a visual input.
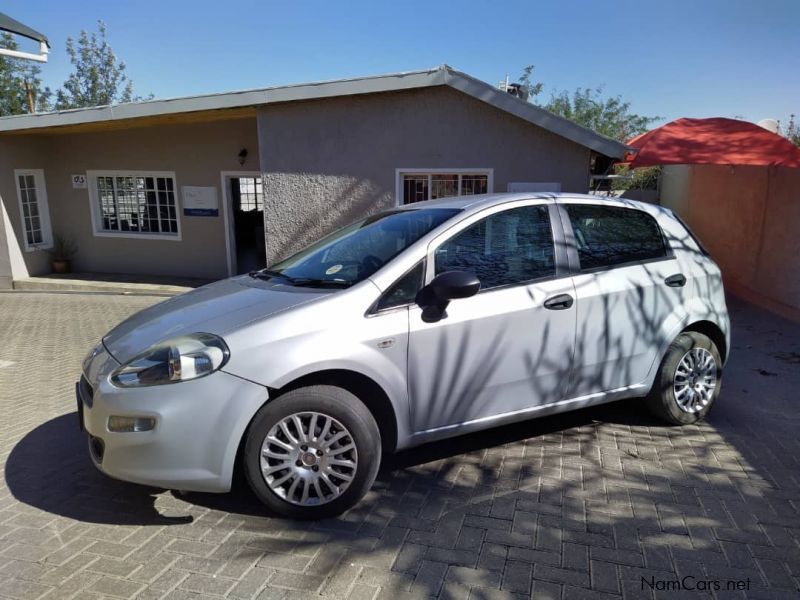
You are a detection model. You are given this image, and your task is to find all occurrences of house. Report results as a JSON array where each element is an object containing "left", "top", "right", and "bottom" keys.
[{"left": 0, "top": 65, "right": 627, "bottom": 287}]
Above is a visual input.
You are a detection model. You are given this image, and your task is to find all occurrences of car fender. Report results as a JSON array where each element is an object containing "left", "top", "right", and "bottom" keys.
[{"left": 642, "top": 296, "right": 730, "bottom": 390}]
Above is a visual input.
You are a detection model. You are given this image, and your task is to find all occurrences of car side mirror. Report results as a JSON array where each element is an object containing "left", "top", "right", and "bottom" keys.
[{"left": 416, "top": 271, "right": 480, "bottom": 323}]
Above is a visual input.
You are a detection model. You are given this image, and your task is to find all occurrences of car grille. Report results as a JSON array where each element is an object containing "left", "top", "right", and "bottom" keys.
[{"left": 79, "top": 375, "right": 94, "bottom": 408}]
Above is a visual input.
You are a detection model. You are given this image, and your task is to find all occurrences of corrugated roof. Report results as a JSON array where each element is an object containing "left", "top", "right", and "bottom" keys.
[{"left": 0, "top": 64, "right": 628, "bottom": 158}]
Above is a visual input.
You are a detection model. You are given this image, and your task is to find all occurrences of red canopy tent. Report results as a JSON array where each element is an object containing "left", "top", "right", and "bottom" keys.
[{"left": 624, "top": 117, "right": 800, "bottom": 169}]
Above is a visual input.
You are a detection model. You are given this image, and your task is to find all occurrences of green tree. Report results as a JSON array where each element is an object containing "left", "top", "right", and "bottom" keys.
[
  {"left": 517, "top": 65, "right": 544, "bottom": 102},
  {"left": 544, "top": 86, "right": 659, "bottom": 142},
  {"left": 55, "top": 21, "right": 144, "bottom": 109},
  {"left": 784, "top": 114, "right": 800, "bottom": 147},
  {"left": 0, "top": 32, "right": 52, "bottom": 115},
  {"left": 518, "top": 64, "right": 659, "bottom": 142}
]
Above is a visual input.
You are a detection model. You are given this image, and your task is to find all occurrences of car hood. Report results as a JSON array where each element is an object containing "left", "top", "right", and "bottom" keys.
[{"left": 102, "top": 276, "right": 332, "bottom": 364}]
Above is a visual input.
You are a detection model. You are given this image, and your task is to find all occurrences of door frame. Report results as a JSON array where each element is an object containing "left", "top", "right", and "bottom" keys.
[{"left": 220, "top": 170, "right": 263, "bottom": 277}]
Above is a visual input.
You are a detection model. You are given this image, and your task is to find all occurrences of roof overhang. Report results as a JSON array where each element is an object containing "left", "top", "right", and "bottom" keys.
[
  {"left": 0, "top": 65, "right": 629, "bottom": 158},
  {"left": 0, "top": 12, "right": 49, "bottom": 62}
]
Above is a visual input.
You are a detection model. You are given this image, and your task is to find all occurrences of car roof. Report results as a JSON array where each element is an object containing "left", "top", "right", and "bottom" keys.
[{"left": 397, "top": 192, "right": 675, "bottom": 219}]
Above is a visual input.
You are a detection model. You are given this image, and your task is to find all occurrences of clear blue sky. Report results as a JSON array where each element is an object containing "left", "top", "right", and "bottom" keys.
[{"left": 6, "top": 0, "right": 799, "bottom": 125}]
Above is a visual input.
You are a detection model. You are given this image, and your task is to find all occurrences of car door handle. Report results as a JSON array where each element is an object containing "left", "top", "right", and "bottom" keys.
[
  {"left": 665, "top": 273, "right": 687, "bottom": 287},
  {"left": 543, "top": 293, "right": 574, "bottom": 310}
]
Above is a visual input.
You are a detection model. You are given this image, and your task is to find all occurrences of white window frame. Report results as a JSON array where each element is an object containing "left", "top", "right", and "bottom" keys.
[
  {"left": 395, "top": 168, "right": 494, "bottom": 206},
  {"left": 86, "top": 170, "right": 182, "bottom": 241},
  {"left": 14, "top": 169, "right": 53, "bottom": 252}
]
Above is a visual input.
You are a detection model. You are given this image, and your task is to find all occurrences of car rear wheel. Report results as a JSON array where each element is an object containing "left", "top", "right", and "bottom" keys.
[
  {"left": 243, "top": 385, "right": 381, "bottom": 519},
  {"left": 645, "top": 331, "right": 722, "bottom": 424}
]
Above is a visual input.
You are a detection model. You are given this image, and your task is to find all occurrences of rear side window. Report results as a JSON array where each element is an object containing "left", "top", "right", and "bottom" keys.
[{"left": 566, "top": 205, "right": 667, "bottom": 271}]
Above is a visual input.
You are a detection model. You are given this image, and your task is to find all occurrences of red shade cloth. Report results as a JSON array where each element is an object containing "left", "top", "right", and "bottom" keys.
[{"left": 624, "top": 117, "right": 800, "bottom": 169}]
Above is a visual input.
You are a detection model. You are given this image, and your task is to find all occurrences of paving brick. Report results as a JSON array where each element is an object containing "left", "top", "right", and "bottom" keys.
[
  {"left": 446, "top": 566, "right": 501, "bottom": 588},
  {"left": 268, "top": 570, "right": 325, "bottom": 592},
  {"left": 590, "top": 560, "right": 620, "bottom": 594},
  {"left": 88, "top": 576, "right": 145, "bottom": 598},
  {"left": 426, "top": 547, "right": 479, "bottom": 567},
  {"left": 501, "top": 560, "right": 532, "bottom": 594},
  {"left": 535, "top": 564, "right": 591, "bottom": 588},
  {"left": 179, "top": 573, "right": 236, "bottom": 595},
  {"left": 411, "top": 560, "right": 449, "bottom": 596}
]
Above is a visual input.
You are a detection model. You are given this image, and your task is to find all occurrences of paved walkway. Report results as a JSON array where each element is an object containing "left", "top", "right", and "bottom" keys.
[
  {"left": 0, "top": 292, "right": 798, "bottom": 599},
  {"left": 11, "top": 273, "right": 212, "bottom": 296}
]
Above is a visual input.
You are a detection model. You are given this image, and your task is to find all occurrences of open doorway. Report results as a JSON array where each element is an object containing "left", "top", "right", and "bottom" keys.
[
  {"left": 222, "top": 173, "right": 266, "bottom": 275},
  {"left": 222, "top": 171, "right": 267, "bottom": 275}
]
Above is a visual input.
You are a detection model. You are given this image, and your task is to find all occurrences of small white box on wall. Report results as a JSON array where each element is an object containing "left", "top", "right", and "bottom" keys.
[
  {"left": 71, "top": 174, "right": 87, "bottom": 189},
  {"left": 183, "top": 186, "right": 219, "bottom": 216}
]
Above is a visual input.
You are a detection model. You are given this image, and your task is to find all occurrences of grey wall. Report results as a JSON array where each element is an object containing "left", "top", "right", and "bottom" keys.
[
  {"left": 258, "top": 86, "right": 592, "bottom": 264},
  {"left": 0, "top": 117, "right": 260, "bottom": 282}
]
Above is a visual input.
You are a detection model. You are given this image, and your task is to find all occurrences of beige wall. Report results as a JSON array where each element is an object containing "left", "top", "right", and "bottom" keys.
[
  {"left": 0, "top": 117, "right": 259, "bottom": 283},
  {"left": 258, "top": 86, "right": 592, "bottom": 264},
  {"left": 661, "top": 164, "right": 800, "bottom": 311}
]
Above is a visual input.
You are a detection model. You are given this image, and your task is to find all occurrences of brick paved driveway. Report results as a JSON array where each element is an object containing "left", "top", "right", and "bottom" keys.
[{"left": 0, "top": 291, "right": 798, "bottom": 600}]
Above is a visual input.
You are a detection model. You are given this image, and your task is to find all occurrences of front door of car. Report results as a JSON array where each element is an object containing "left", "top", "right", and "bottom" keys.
[{"left": 407, "top": 202, "right": 577, "bottom": 433}]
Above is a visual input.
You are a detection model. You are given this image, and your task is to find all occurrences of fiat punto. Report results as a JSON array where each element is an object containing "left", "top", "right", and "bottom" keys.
[{"left": 78, "top": 193, "right": 730, "bottom": 518}]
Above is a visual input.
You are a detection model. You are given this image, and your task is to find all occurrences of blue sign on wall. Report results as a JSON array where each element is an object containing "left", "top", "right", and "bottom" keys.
[{"left": 184, "top": 208, "right": 219, "bottom": 217}]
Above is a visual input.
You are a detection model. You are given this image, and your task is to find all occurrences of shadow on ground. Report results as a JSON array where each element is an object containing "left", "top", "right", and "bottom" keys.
[{"left": 4, "top": 399, "right": 660, "bottom": 526}]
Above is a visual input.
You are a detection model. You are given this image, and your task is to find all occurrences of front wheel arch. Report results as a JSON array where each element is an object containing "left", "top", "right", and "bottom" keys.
[{"left": 267, "top": 369, "right": 398, "bottom": 453}]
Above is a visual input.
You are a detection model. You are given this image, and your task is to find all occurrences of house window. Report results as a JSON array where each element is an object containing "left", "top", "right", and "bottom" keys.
[
  {"left": 87, "top": 171, "right": 180, "bottom": 239},
  {"left": 236, "top": 176, "right": 263, "bottom": 211},
  {"left": 14, "top": 169, "right": 53, "bottom": 251},
  {"left": 397, "top": 169, "right": 493, "bottom": 205}
]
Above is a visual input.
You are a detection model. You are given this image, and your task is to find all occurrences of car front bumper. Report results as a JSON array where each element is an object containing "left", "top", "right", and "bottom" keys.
[{"left": 78, "top": 344, "right": 267, "bottom": 493}]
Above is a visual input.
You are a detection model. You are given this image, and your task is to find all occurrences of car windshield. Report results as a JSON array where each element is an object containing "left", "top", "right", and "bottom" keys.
[{"left": 261, "top": 208, "right": 460, "bottom": 287}]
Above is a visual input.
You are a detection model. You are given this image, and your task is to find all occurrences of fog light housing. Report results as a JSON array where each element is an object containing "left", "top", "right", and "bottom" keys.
[{"left": 108, "top": 416, "right": 156, "bottom": 433}]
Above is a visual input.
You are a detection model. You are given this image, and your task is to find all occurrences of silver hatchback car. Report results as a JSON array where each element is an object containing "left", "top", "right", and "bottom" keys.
[{"left": 79, "top": 193, "right": 730, "bottom": 518}]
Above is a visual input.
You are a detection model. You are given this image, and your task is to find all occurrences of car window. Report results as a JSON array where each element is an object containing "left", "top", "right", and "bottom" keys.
[
  {"left": 566, "top": 205, "right": 667, "bottom": 271},
  {"left": 268, "top": 208, "right": 459, "bottom": 286},
  {"left": 375, "top": 261, "right": 425, "bottom": 311},
  {"left": 434, "top": 205, "right": 555, "bottom": 290}
]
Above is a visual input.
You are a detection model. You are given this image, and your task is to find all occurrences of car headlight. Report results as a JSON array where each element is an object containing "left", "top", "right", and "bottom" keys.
[{"left": 110, "top": 333, "right": 229, "bottom": 388}]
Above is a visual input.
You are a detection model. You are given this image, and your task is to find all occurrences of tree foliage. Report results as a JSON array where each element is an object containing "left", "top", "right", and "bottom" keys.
[
  {"left": 517, "top": 65, "right": 544, "bottom": 102},
  {"left": 783, "top": 114, "right": 800, "bottom": 147},
  {"left": 545, "top": 87, "right": 660, "bottom": 142},
  {"left": 518, "top": 64, "right": 660, "bottom": 142},
  {"left": 55, "top": 21, "right": 139, "bottom": 110},
  {"left": 0, "top": 33, "right": 52, "bottom": 115}
]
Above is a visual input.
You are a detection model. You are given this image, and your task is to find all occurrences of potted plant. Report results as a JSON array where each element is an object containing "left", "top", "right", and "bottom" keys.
[{"left": 50, "top": 233, "right": 78, "bottom": 274}]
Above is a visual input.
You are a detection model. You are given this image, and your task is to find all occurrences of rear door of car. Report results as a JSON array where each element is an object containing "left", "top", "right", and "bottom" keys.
[{"left": 557, "top": 200, "right": 691, "bottom": 398}]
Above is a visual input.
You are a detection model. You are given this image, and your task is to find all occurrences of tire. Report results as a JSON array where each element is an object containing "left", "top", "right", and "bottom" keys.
[
  {"left": 243, "top": 385, "right": 381, "bottom": 519},
  {"left": 645, "top": 331, "right": 722, "bottom": 425}
]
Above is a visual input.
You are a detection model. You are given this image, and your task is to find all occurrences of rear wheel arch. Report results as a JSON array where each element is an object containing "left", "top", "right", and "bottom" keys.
[
  {"left": 681, "top": 320, "right": 727, "bottom": 363},
  {"left": 267, "top": 369, "right": 398, "bottom": 453}
]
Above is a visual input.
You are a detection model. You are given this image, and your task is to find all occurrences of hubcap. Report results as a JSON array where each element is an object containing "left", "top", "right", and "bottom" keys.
[
  {"left": 260, "top": 412, "right": 358, "bottom": 506},
  {"left": 673, "top": 347, "right": 717, "bottom": 413}
]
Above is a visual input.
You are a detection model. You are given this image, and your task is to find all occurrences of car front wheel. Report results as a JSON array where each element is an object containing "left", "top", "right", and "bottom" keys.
[
  {"left": 243, "top": 385, "right": 381, "bottom": 519},
  {"left": 646, "top": 331, "right": 723, "bottom": 425}
]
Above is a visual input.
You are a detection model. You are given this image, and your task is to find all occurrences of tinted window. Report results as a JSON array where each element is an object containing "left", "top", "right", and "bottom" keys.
[
  {"left": 434, "top": 205, "right": 554, "bottom": 290},
  {"left": 566, "top": 205, "right": 667, "bottom": 271},
  {"left": 375, "top": 262, "right": 424, "bottom": 311}
]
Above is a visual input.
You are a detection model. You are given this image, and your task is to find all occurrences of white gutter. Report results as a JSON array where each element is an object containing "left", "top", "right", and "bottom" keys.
[{"left": 0, "top": 40, "right": 49, "bottom": 62}]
